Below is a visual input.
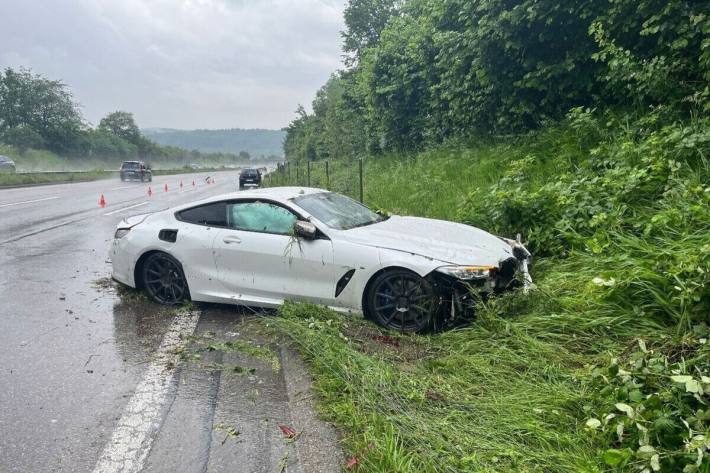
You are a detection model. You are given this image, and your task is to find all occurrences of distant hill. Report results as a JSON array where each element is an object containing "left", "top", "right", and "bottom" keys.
[{"left": 143, "top": 128, "right": 285, "bottom": 158}]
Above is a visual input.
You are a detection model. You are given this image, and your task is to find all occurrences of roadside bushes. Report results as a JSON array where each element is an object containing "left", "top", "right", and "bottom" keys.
[
  {"left": 269, "top": 109, "right": 710, "bottom": 471},
  {"left": 586, "top": 332, "right": 710, "bottom": 472}
]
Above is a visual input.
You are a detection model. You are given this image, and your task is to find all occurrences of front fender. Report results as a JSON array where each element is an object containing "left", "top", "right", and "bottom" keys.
[{"left": 333, "top": 245, "right": 447, "bottom": 313}]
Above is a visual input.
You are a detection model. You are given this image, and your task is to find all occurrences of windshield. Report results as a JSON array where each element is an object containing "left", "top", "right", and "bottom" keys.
[
  {"left": 292, "top": 192, "right": 385, "bottom": 230},
  {"left": 122, "top": 162, "right": 140, "bottom": 169}
]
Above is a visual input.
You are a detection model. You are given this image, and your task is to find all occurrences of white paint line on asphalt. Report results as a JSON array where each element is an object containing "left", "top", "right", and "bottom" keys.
[
  {"left": 108, "top": 185, "right": 135, "bottom": 191},
  {"left": 103, "top": 201, "right": 148, "bottom": 216},
  {"left": 92, "top": 310, "right": 200, "bottom": 473},
  {"left": 0, "top": 196, "right": 59, "bottom": 208}
]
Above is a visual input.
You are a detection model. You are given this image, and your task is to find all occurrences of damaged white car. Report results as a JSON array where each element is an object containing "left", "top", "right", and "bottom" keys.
[{"left": 111, "top": 187, "right": 532, "bottom": 332}]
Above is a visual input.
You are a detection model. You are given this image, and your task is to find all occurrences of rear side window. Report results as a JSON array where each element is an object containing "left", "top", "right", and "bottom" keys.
[{"left": 177, "top": 202, "right": 227, "bottom": 227}]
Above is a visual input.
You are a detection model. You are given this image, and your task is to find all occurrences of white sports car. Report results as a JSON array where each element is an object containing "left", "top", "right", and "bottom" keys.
[{"left": 111, "top": 187, "right": 532, "bottom": 332}]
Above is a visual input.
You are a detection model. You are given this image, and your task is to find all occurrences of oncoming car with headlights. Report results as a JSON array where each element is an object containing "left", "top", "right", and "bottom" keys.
[{"left": 111, "top": 187, "right": 532, "bottom": 332}]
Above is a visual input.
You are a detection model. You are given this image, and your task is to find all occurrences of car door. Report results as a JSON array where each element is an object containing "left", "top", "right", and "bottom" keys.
[
  {"left": 212, "top": 200, "right": 336, "bottom": 306},
  {"left": 172, "top": 201, "right": 227, "bottom": 302}
]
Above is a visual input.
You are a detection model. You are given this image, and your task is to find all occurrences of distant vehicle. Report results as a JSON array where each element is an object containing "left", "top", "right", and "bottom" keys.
[
  {"left": 120, "top": 161, "right": 152, "bottom": 182},
  {"left": 184, "top": 163, "right": 202, "bottom": 170},
  {"left": 110, "top": 187, "right": 533, "bottom": 333},
  {"left": 0, "top": 155, "right": 16, "bottom": 173},
  {"left": 239, "top": 168, "right": 261, "bottom": 189}
]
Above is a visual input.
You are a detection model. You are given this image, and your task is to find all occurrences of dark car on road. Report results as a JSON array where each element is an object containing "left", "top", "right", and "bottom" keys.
[
  {"left": 239, "top": 168, "right": 261, "bottom": 189},
  {"left": 120, "top": 161, "right": 152, "bottom": 182},
  {"left": 0, "top": 155, "right": 16, "bottom": 173}
]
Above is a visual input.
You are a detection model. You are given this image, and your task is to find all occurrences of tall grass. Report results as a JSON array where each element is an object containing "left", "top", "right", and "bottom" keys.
[{"left": 265, "top": 112, "right": 710, "bottom": 471}]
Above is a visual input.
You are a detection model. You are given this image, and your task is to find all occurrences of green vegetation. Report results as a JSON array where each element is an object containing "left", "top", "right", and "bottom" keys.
[
  {"left": 284, "top": 0, "right": 708, "bottom": 160},
  {"left": 270, "top": 110, "right": 710, "bottom": 471},
  {"left": 272, "top": 0, "right": 710, "bottom": 470},
  {"left": 142, "top": 128, "right": 285, "bottom": 160},
  {"left": 0, "top": 68, "right": 254, "bottom": 170}
]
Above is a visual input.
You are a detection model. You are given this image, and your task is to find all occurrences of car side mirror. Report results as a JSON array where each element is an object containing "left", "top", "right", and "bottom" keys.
[{"left": 294, "top": 221, "right": 317, "bottom": 240}]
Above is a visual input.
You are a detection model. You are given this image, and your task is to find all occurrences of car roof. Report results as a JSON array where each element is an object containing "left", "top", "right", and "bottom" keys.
[
  {"left": 170, "top": 187, "right": 327, "bottom": 212},
  {"left": 0, "top": 155, "right": 14, "bottom": 163}
]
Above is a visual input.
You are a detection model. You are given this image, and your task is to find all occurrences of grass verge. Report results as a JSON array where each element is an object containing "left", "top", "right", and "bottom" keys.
[{"left": 265, "top": 111, "right": 710, "bottom": 471}]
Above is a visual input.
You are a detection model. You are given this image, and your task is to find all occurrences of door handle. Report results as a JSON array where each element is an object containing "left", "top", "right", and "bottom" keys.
[{"left": 223, "top": 235, "right": 241, "bottom": 244}]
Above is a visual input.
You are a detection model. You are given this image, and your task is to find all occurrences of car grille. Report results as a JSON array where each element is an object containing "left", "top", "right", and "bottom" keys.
[{"left": 494, "top": 257, "right": 519, "bottom": 291}]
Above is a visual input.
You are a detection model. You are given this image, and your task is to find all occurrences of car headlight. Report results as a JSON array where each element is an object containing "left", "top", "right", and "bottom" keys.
[
  {"left": 114, "top": 228, "right": 131, "bottom": 239},
  {"left": 436, "top": 265, "right": 495, "bottom": 280}
]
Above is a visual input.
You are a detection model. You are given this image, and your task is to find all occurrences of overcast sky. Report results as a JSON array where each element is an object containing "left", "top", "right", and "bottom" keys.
[{"left": 0, "top": 0, "right": 345, "bottom": 130}]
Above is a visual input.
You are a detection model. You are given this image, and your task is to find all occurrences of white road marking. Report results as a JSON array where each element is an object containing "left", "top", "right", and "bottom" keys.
[
  {"left": 92, "top": 309, "right": 200, "bottom": 473},
  {"left": 0, "top": 196, "right": 59, "bottom": 208},
  {"left": 103, "top": 201, "right": 148, "bottom": 216},
  {"left": 109, "top": 185, "right": 135, "bottom": 191}
]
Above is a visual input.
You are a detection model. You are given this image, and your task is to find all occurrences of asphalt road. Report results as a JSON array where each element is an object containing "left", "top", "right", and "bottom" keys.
[{"left": 0, "top": 172, "right": 342, "bottom": 472}]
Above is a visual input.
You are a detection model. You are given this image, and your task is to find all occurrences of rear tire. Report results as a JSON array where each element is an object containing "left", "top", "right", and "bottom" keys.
[
  {"left": 141, "top": 253, "right": 190, "bottom": 305},
  {"left": 366, "top": 269, "right": 437, "bottom": 333}
]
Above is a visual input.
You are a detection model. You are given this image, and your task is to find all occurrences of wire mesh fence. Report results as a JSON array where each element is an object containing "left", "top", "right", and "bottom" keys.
[{"left": 264, "top": 159, "right": 364, "bottom": 203}]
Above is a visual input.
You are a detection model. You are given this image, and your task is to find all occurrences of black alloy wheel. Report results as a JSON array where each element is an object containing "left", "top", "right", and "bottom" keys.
[
  {"left": 142, "top": 253, "right": 189, "bottom": 305},
  {"left": 367, "top": 269, "right": 437, "bottom": 333}
]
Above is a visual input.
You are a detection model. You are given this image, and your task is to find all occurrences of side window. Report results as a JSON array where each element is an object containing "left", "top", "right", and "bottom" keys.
[
  {"left": 177, "top": 202, "right": 227, "bottom": 227},
  {"left": 227, "top": 202, "right": 297, "bottom": 235}
]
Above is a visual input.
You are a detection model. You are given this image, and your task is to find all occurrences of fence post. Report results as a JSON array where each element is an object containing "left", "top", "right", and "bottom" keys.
[
  {"left": 358, "top": 158, "right": 364, "bottom": 203},
  {"left": 307, "top": 161, "right": 311, "bottom": 187},
  {"left": 325, "top": 161, "right": 330, "bottom": 190},
  {"left": 296, "top": 162, "right": 300, "bottom": 184}
]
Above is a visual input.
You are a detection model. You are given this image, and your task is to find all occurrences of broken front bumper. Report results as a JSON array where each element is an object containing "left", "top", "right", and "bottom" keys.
[{"left": 428, "top": 249, "right": 533, "bottom": 322}]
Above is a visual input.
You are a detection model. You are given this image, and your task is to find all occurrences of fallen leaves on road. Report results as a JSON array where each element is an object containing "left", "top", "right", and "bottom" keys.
[
  {"left": 278, "top": 423, "right": 297, "bottom": 439},
  {"left": 214, "top": 423, "right": 240, "bottom": 444}
]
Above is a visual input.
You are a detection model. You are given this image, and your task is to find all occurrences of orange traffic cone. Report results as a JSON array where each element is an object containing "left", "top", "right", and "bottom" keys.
[
  {"left": 192, "top": 180, "right": 195, "bottom": 187},
  {"left": 164, "top": 183, "right": 168, "bottom": 193},
  {"left": 99, "top": 194, "right": 106, "bottom": 208},
  {"left": 147, "top": 186, "right": 153, "bottom": 197}
]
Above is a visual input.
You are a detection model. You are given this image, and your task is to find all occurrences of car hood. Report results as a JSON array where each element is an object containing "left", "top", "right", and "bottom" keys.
[{"left": 340, "top": 215, "right": 514, "bottom": 266}]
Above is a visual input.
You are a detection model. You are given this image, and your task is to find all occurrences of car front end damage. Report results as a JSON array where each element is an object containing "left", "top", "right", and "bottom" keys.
[{"left": 427, "top": 235, "right": 533, "bottom": 324}]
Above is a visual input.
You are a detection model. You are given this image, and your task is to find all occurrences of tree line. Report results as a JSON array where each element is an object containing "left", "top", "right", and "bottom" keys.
[
  {"left": 0, "top": 67, "right": 245, "bottom": 164},
  {"left": 284, "top": 0, "right": 710, "bottom": 161}
]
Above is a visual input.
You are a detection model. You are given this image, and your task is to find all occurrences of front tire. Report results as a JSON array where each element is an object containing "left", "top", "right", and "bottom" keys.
[
  {"left": 142, "top": 253, "right": 190, "bottom": 305},
  {"left": 366, "top": 269, "right": 437, "bottom": 333}
]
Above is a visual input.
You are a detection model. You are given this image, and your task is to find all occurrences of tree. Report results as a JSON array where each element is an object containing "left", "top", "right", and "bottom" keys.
[
  {"left": 238, "top": 150, "right": 250, "bottom": 161},
  {"left": 342, "top": 0, "right": 401, "bottom": 65},
  {"left": 1, "top": 125, "right": 45, "bottom": 153},
  {"left": 98, "top": 111, "right": 141, "bottom": 145},
  {"left": 0, "top": 67, "right": 84, "bottom": 153}
]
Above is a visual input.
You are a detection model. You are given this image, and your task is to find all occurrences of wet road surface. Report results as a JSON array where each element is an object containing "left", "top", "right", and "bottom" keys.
[{"left": 0, "top": 173, "right": 342, "bottom": 472}]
